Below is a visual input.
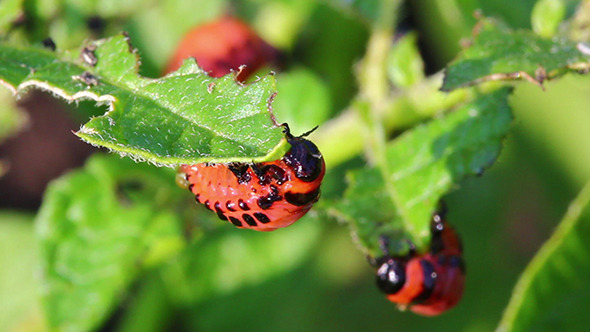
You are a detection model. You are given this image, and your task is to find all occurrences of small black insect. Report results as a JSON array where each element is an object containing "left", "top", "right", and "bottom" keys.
[
  {"left": 81, "top": 45, "right": 98, "bottom": 66},
  {"left": 86, "top": 15, "right": 105, "bottom": 35},
  {"left": 74, "top": 71, "right": 99, "bottom": 86},
  {"left": 42, "top": 38, "right": 56, "bottom": 51}
]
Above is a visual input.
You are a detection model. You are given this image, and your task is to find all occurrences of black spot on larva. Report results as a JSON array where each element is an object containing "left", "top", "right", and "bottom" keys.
[
  {"left": 242, "top": 214, "right": 257, "bottom": 226},
  {"left": 228, "top": 164, "right": 251, "bottom": 184},
  {"left": 214, "top": 202, "right": 227, "bottom": 221},
  {"left": 188, "top": 184, "right": 194, "bottom": 192},
  {"left": 412, "top": 259, "right": 437, "bottom": 304},
  {"left": 42, "top": 38, "right": 56, "bottom": 51},
  {"left": 257, "top": 185, "right": 281, "bottom": 210},
  {"left": 257, "top": 195, "right": 281, "bottom": 210},
  {"left": 195, "top": 193, "right": 201, "bottom": 203},
  {"left": 252, "top": 164, "right": 287, "bottom": 185},
  {"left": 204, "top": 200, "right": 212, "bottom": 211},
  {"left": 253, "top": 212, "right": 271, "bottom": 224},
  {"left": 229, "top": 217, "right": 242, "bottom": 227},
  {"left": 284, "top": 188, "right": 320, "bottom": 206},
  {"left": 226, "top": 201, "right": 236, "bottom": 212},
  {"left": 238, "top": 199, "right": 250, "bottom": 211}
]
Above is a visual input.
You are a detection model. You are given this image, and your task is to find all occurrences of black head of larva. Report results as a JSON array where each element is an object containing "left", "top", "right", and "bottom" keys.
[
  {"left": 282, "top": 125, "right": 324, "bottom": 182},
  {"left": 376, "top": 257, "right": 407, "bottom": 294}
]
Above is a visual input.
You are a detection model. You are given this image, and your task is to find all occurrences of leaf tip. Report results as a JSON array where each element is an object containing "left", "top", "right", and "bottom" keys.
[
  {"left": 168, "top": 57, "right": 204, "bottom": 77},
  {"left": 76, "top": 125, "right": 99, "bottom": 137},
  {"left": 440, "top": 68, "right": 453, "bottom": 92}
]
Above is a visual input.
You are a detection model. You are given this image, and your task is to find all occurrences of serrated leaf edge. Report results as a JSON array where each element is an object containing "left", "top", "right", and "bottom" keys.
[{"left": 0, "top": 45, "right": 290, "bottom": 167}]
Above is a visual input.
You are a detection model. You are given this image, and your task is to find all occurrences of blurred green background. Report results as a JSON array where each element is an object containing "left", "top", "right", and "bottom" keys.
[{"left": 2, "top": 0, "right": 590, "bottom": 331}]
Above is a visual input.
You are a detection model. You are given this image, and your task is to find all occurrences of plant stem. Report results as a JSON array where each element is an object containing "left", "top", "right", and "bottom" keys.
[
  {"left": 354, "top": 0, "right": 418, "bottom": 238},
  {"left": 355, "top": 0, "right": 398, "bottom": 168},
  {"left": 313, "top": 72, "right": 470, "bottom": 167}
]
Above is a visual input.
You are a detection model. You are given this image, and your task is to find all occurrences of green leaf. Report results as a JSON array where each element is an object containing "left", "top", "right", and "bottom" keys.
[
  {"left": 36, "top": 154, "right": 185, "bottom": 331},
  {"left": 387, "top": 33, "right": 425, "bottom": 88},
  {"left": 442, "top": 19, "right": 590, "bottom": 91},
  {"left": 113, "top": 272, "right": 173, "bottom": 332},
  {"left": 161, "top": 220, "right": 322, "bottom": 305},
  {"left": 531, "top": 0, "right": 566, "bottom": 38},
  {"left": 496, "top": 181, "right": 590, "bottom": 332},
  {"left": 0, "top": 34, "right": 289, "bottom": 166},
  {"left": 0, "top": 212, "right": 44, "bottom": 332},
  {"left": 337, "top": 88, "right": 513, "bottom": 254}
]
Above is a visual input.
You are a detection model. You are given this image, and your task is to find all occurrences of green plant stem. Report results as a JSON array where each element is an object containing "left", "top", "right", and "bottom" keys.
[
  {"left": 351, "top": 0, "right": 398, "bottom": 169},
  {"left": 354, "top": 0, "right": 416, "bottom": 234},
  {"left": 312, "top": 72, "right": 470, "bottom": 168}
]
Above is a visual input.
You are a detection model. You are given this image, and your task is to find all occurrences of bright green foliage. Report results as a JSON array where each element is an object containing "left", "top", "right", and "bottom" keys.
[
  {"left": 36, "top": 154, "right": 186, "bottom": 331},
  {"left": 0, "top": 0, "right": 23, "bottom": 33},
  {"left": 161, "top": 220, "right": 322, "bottom": 305},
  {"left": 338, "top": 88, "right": 513, "bottom": 254},
  {"left": 0, "top": 34, "right": 289, "bottom": 166},
  {"left": 531, "top": 0, "right": 566, "bottom": 38},
  {"left": 442, "top": 19, "right": 590, "bottom": 91},
  {"left": 3, "top": 1, "right": 590, "bottom": 330},
  {"left": 497, "top": 181, "right": 590, "bottom": 332},
  {"left": 3, "top": 0, "right": 228, "bottom": 73},
  {"left": 0, "top": 212, "right": 42, "bottom": 332},
  {"left": 387, "top": 33, "right": 425, "bottom": 88},
  {"left": 336, "top": 167, "right": 401, "bottom": 256}
]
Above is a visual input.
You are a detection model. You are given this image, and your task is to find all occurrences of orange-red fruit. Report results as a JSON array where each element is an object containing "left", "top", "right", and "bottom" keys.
[
  {"left": 165, "top": 16, "right": 278, "bottom": 81},
  {"left": 178, "top": 133, "right": 325, "bottom": 231}
]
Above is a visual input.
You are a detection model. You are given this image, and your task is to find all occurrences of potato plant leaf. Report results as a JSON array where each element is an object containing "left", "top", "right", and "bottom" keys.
[
  {"left": 160, "top": 220, "right": 322, "bottom": 306},
  {"left": 338, "top": 88, "right": 513, "bottom": 254},
  {"left": 442, "top": 19, "right": 590, "bottom": 91},
  {"left": 36, "top": 154, "right": 186, "bottom": 331},
  {"left": 0, "top": 212, "right": 41, "bottom": 332},
  {"left": 497, "top": 181, "right": 590, "bottom": 332},
  {"left": 0, "top": 34, "right": 289, "bottom": 166}
]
